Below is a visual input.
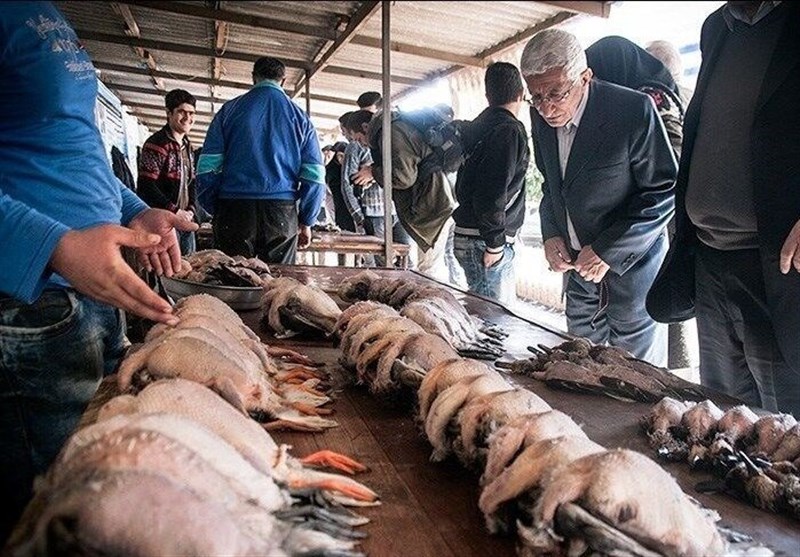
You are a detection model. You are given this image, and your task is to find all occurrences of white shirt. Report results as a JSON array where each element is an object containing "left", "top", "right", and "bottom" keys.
[{"left": 556, "top": 83, "right": 590, "bottom": 250}]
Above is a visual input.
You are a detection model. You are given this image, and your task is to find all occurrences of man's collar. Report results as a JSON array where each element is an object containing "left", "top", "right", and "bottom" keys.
[
  {"left": 723, "top": 1, "right": 782, "bottom": 30},
  {"left": 567, "top": 81, "right": 590, "bottom": 130},
  {"left": 253, "top": 79, "right": 285, "bottom": 92},
  {"left": 162, "top": 124, "right": 191, "bottom": 147}
]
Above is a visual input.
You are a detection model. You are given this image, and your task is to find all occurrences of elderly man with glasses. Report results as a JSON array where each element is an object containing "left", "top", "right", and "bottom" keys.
[{"left": 521, "top": 29, "right": 677, "bottom": 367}]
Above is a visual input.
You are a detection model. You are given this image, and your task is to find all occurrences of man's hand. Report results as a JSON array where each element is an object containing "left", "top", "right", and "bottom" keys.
[
  {"left": 176, "top": 209, "right": 194, "bottom": 223},
  {"left": 50, "top": 225, "right": 179, "bottom": 325},
  {"left": 129, "top": 208, "right": 199, "bottom": 276},
  {"left": 543, "top": 237, "right": 574, "bottom": 273},
  {"left": 352, "top": 165, "right": 374, "bottom": 187},
  {"left": 483, "top": 248, "right": 504, "bottom": 269},
  {"left": 574, "top": 245, "right": 610, "bottom": 283},
  {"left": 780, "top": 219, "right": 800, "bottom": 274},
  {"left": 298, "top": 224, "right": 312, "bottom": 249}
]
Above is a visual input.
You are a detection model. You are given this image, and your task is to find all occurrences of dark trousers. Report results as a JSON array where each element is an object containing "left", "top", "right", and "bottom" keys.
[
  {"left": 213, "top": 198, "right": 298, "bottom": 265},
  {"left": 695, "top": 243, "right": 800, "bottom": 415},
  {"left": 565, "top": 233, "right": 668, "bottom": 367}
]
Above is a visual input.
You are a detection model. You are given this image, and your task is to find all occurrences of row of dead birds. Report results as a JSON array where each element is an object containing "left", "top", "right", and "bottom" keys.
[
  {"left": 6, "top": 294, "right": 381, "bottom": 556},
  {"left": 499, "top": 338, "right": 706, "bottom": 403},
  {"left": 175, "top": 249, "right": 273, "bottom": 287},
  {"left": 336, "top": 270, "right": 507, "bottom": 360},
  {"left": 256, "top": 270, "right": 507, "bottom": 362},
  {"left": 641, "top": 397, "right": 800, "bottom": 519},
  {"left": 333, "top": 306, "right": 740, "bottom": 557}
]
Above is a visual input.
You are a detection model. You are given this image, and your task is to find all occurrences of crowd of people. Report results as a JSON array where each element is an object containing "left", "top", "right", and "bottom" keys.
[{"left": 1, "top": 0, "right": 797, "bottom": 544}]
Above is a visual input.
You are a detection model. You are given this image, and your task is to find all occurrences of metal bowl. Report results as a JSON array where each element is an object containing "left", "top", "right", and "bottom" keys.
[{"left": 160, "top": 276, "right": 263, "bottom": 310}]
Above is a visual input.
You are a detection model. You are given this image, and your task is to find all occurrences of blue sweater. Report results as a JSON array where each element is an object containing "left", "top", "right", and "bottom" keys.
[
  {"left": 196, "top": 81, "right": 325, "bottom": 226},
  {"left": 0, "top": 2, "right": 148, "bottom": 302}
]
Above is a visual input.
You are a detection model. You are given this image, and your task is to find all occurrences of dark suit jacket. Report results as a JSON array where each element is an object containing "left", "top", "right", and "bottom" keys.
[
  {"left": 647, "top": 3, "right": 800, "bottom": 369},
  {"left": 532, "top": 79, "right": 677, "bottom": 276}
]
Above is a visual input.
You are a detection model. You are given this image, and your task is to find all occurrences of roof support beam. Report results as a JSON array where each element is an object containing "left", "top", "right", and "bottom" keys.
[
  {"left": 324, "top": 65, "right": 426, "bottom": 87},
  {"left": 92, "top": 61, "right": 252, "bottom": 91},
  {"left": 115, "top": 1, "right": 338, "bottom": 40},
  {"left": 74, "top": 29, "right": 310, "bottom": 69},
  {"left": 210, "top": 6, "right": 229, "bottom": 104},
  {"left": 534, "top": 1, "right": 611, "bottom": 18},
  {"left": 110, "top": 3, "right": 164, "bottom": 90},
  {"left": 291, "top": 1, "right": 380, "bottom": 98},
  {"left": 349, "top": 36, "right": 485, "bottom": 68}
]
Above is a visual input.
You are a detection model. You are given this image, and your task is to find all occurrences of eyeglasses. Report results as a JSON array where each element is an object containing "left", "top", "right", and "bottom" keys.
[{"left": 526, "top": 79, "right": 580, "bottom": 108}]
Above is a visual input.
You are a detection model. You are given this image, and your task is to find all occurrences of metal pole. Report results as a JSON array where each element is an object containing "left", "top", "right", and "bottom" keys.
[
  {"left": 304, "top": 70, "right": 311, "bottom": 115},
  {"left": 381, "top": 0, "right": 393, "bottom": 267}
]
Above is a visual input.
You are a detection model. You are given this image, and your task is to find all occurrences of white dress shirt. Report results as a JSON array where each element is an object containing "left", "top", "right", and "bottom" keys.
[{"left": 556, "top": 84, "right": 590, "bottom": 250}]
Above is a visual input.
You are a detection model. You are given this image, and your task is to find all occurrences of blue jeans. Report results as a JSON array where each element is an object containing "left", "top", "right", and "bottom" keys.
[
  {"left": 178, "top": 229, "right": 196, "bottom": 256},
  {"left": 453, "top": 235, "right": 516, "bottom": 305},
  {"left": 364, "top": 215, "right": 411, "bottom": 267},
  {"left": 0, "top": 290, "right": 126, "bottom": 542},
  {"left": 565, "top": 233, "right": 668, "bottom": 367}
]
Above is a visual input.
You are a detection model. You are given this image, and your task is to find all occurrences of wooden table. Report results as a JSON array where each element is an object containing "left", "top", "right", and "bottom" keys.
[
  {"left": 68, "top": 265, "right": 798, "bottom": 556},
  {"left": 257, "top": 266, "right": 799, "bottom": 557},
  {"left": 299, "top": 231, "right": 411, "bottom": 268}
]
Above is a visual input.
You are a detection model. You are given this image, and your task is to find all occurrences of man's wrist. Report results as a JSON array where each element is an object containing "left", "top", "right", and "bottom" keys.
[{"left": 485, "top": 246, "right": 504, "bottom": 254}]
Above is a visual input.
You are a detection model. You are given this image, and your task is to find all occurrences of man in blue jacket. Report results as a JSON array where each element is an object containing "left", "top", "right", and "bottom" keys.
[
  {"left": 0, "top": 2, "right": 197, "bottom": 542},
  {"left": 197, "top": 57, "right": 326, "bottom": 264}
]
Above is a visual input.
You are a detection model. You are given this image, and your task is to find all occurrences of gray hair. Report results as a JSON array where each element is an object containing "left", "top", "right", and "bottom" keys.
[
  {"left": 520, "top": 28, "right": 587, "bottom": 82},
  {"left": 646, "top": 40, "right": 683, "bottom": 81}
]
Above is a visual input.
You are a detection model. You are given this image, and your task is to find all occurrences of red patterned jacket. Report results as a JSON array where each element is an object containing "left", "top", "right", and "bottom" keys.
[{"left": 137, "top": 125, "right": 195, "bottom": 212}]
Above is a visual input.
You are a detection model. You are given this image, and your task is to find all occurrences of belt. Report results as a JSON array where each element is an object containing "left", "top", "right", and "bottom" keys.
[{"left": 453, "top": 226, "right": 516, "bottom": 245}]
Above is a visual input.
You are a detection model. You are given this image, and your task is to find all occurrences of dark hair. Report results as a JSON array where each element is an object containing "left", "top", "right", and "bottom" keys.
[
  {"left": 331, "top": 141, "right": 348, "bottom": 153},
  {"left": 485, "top": 62, "right": 524, "bottom": 107},
  {"left": 252, "top": 57, "right": 286, "bottom": 82},
  {"left": 348, "top": 110, "right": 374, "bottom": 133},
  {"left": 357, "top": 91, "right": 382, "bottom": 109},
  {"left": 165, "top": 89, "right": 196, "bottom": 112},
  {"left": 338, "top": 111, "right": 355, "bottom": 129}
]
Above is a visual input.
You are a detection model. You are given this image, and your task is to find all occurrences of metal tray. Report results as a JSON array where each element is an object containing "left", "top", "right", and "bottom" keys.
[{"left": 160, "top": 276, "right": 263, "bottom": 310}]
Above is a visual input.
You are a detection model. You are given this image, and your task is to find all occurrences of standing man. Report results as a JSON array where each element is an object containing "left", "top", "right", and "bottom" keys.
[
  {"left": 0, "top": 2, "right": 196, "bottom": 542},
  {"left": 521, "top": 29, "right": 677, "bottom": 367},
  {"left": 137, "top": 88, "right": 198, "bottom": 255},
  {"left": 453, "top": 62, "right": 529, "bottom": 305},
  {"left": 197, "top": 56, "right": 325, "bottom": 264},
  {"left": 346, "top": 109, "right": 411, "bottom": 267},
  {"left": 647, "top": 1, "right": 800, "bottom": 415}
]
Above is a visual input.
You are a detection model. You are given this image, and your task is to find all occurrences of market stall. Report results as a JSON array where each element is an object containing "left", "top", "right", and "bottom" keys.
[{"left": 20, "top": 265, "right": 798, "bottom": 556}]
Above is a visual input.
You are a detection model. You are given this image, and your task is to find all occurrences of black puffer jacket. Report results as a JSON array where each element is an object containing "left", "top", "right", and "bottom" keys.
[{"left": 453, "top": 106, "right": 530, "bottom": 250}]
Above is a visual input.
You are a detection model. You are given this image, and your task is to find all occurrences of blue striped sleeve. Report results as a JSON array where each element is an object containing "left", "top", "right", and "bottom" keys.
[{"left": 299, "top": 162, "right": 325, "bottom": 184}]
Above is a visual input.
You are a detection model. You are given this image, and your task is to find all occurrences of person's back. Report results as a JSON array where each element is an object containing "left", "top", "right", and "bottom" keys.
[
  {"left": 197, "top": 56, "right": 325, "bottom": 264},
  {"left": 202, "top": 83, "right": 316, "bottom": 203},
  {"left": 368, "top": 112, "right": 456, "bottom": 252}
]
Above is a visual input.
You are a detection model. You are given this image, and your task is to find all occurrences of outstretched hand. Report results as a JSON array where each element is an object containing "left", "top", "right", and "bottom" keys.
[
  {"left": 49, "top": 224, "right": 179, "bottom": 325},
  {"left": 129, "top": 208, "right": 199, "bottom": 276}
]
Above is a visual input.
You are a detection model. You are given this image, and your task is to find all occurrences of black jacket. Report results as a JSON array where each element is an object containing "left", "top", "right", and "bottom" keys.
[
  {"left": 647, "top": 2, "right": 800, "bottom": 370},
  {"left": 453, "top": 106, "right": 529, "bottom": 249}
]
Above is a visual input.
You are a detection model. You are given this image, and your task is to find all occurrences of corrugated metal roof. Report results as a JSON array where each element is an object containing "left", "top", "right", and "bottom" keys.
[{"left": 55, "top": 1, "right": 610, "bottom": 140}]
